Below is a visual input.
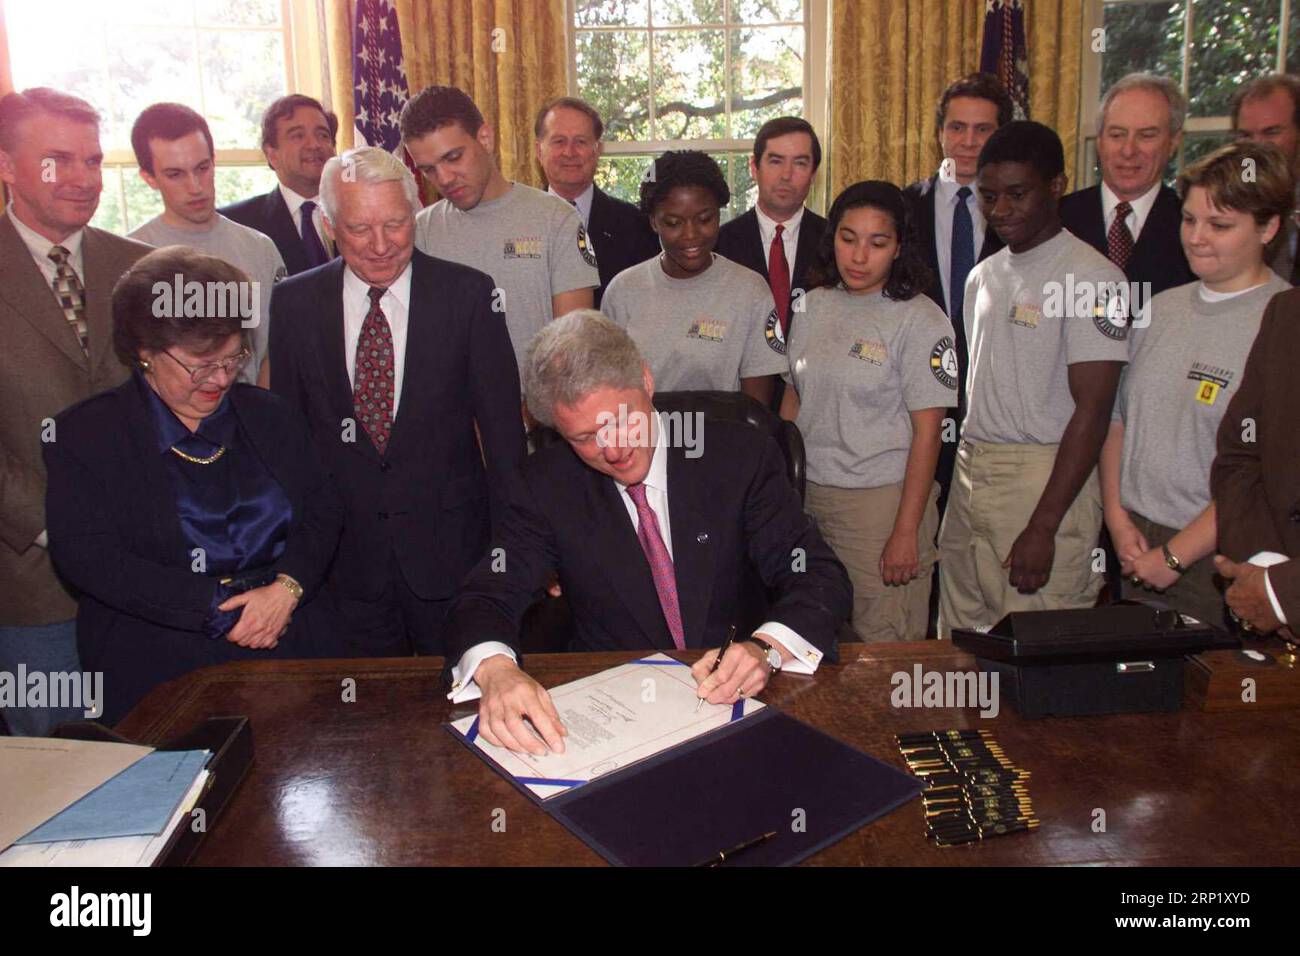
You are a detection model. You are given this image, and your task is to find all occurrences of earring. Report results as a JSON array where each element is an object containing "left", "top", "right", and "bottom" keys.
[{"left": 139, "top": 359, "right": 151, "bottom": 370}]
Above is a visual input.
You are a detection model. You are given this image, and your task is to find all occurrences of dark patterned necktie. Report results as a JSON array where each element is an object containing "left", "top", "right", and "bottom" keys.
[
  {"left": 626, "top": 482, "right": 685, "bottom": 650},
  {"left": 300, "top": 200, "right": 330, "bottom": 268},
  {"left": 353, "top": 286, "right": 395, "bottom": 454},
  {"left": 48, "top": 245, "right": 88, "bottom": 355},
  {"left": 1107, "top": 200, "right": 1135, "bottom": 270}
]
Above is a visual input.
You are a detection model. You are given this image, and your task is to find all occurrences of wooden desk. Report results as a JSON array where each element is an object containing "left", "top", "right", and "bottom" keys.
[{"left": 116, "top": 642, "right": 1300, "bottom": 866}]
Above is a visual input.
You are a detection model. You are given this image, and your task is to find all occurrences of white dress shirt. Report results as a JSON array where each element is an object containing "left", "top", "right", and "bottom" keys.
[
  {"left": 1101, "top": 180, "right": 1161, "bottom": 244},
  {"left": 754, "top": 203, "right": 803, "bottom": 287},
  {"left": 279, "top": 182, "right": 328, "bottom": 244},
  {"left": 932, "top": 171, "right": 988, "bottom": 317},
  {"left": 447, "top": 411, "right": 824, "bottom": 702},
  {"left": 548, "top": 182, "right": 594, "bottom": 229},
  {"left": 342, "top": 262, "right": 412, "bottom": 416},
  {"left": 1248, "top": 552, "right": 1290, "bottom": 626},
  {"left": 9, "top": 208, "right": 85, "bottom": 287}
]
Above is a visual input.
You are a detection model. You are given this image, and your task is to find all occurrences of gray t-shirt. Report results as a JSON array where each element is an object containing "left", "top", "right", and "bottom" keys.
[
  {"left": 129, "top": 213, "right": 286, "bottom": 383},
  {"left": 1118, "top": 274, "right": 1289, "bottom": 528},
  {"left": 962, "top": 228, "right": 1131, "bottom": 444},
  {"left": 601, "top": 254, "right": 787, "bottom": 391},
  {"left": 788, "top": 286, "right": 957, "bottom": 488},
  {"left": 414, "top": 182, "right": 599, "bottom": 369}
]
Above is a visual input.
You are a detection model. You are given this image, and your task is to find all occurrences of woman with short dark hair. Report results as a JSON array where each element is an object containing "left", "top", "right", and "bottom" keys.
[
  {"left": 781, "top": 181, "right": 953, "bottom": 641},
  {"left": 44, "top": 246, "right": 343, "bottom": 723},
  {"left": 599, "top": 150, "right": 787, "bottom": 405}
]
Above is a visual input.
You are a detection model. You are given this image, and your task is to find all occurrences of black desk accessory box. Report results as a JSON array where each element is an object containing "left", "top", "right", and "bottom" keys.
[{"left": 951, "top": 602, "right": 1239, "bottom": 718}]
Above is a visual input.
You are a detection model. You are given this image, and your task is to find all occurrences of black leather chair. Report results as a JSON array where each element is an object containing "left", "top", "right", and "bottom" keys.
[{"left": 519, "top": 391, "right": 810, "bottom": 653}]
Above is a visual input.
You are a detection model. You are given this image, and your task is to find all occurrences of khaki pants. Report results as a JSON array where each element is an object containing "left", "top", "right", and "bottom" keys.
[
  {"left": 1127, "top": 512, "right": 1228, "bottom": 629},
  {"left": 937, "top": 440, "right": 1103, "bottom": 638},
  {"left": 806, "top": 480, "right": 939, "bottom": 642}
]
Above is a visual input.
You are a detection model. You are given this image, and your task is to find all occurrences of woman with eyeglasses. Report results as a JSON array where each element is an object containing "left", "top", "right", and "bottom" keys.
[{"left": 43, "top": 246, "right": 344, "bottom": 724}]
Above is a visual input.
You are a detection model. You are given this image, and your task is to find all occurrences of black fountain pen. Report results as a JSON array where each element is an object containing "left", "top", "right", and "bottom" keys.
[
  {"left": 696, "top": 625, "right": 738, "bottom": 712},
  {"left": 693, "top": 830, "right": 778, "bottom": 867}
]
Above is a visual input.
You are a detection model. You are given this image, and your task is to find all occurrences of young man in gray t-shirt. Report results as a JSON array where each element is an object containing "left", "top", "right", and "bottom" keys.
[
  {"left": 400, "top": 86, "right": 598, "bottom": 373},
  {"left": 130, "top": 104, "right": 286, "bottom": 384},
  {"left": 938, "top": 122, "right": 1131, "bottom": 637}
]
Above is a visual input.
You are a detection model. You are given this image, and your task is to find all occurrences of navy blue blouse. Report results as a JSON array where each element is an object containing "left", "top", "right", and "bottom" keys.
[{"left": 137, "top": 372, "right": 292, "bottom": 633}]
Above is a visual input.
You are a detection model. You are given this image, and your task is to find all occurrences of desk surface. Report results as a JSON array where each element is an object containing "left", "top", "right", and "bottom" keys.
[{"left": 116, "top": 643, "right": 1300, "bottom": 866}]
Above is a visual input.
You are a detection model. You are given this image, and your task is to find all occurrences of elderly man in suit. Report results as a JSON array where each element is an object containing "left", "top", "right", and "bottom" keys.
[
  {"left": 221, "top": 94, "right": 338, "bottom": 277},
  {"left": 0, "top": 87, "right": 151, "bottom": 735},
  {"left": 443, "top": 310, "right": 851, "bottom": 756},
  {"left": 1059, "top": 72, "right": 1196, "bottom": 298},
  {"left": 268, "top": 146, "right": 526, "bottom": 657},
  {"left": 534, "top": 96, "right": 659, "bottom": 307},
  {"left": 1212, "top": 287, "right": 1300, "bottom": 637},
  {"left": 1232, "top": 73, "right": 1300, "bottom": 285}
]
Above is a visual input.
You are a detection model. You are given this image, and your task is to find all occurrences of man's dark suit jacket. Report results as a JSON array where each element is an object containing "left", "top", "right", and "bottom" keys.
[
  {"left": 902, "top": 173, "right": 1004, "bottom": 319},
  {"left": 715, "top": 205, "right": 828, "bottom": 324},
  {"left": 43, "top": 380, "right": 344, "bottom": 725},
  {"left": 444, "top": 419, "right": 851, "bottom": 664},
  {"left": 269, "top": 251, "right": 526, "bottom": 603},
  {"left": 1059, "top": 184, "right": 1195, "bottom": 297},
  {"left": 1212, "top": 286, "right": 1300, "bottom": 623},
  {"left": 221, "top": 187, "right": 327, "bottom": 276},
  {"left": 588, "top": 185, "right": 659, "bottom": 307}
]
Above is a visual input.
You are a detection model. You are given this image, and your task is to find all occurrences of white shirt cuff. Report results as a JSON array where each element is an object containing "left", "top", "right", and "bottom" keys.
[
  {"left": 1248, "top": 552, "right": 1290, "bottom": 627},
  {"left": 446, "top": 642, "right": 517, "bottom": 703},
  {"left": 755, "top": 621, "right": 822, "bottom": 674},
  {"left": 35, "top": 529, "right": 48, "bottom": 549}
]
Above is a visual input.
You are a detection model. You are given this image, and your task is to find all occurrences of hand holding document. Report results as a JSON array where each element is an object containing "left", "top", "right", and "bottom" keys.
[{"left": 450, "top": 653, "right": 764, "bottom": 800}]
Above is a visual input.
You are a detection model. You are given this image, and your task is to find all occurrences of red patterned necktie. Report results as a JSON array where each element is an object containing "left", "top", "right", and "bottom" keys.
[
  {"left": 1107, "top": 200, "right": 1135, "bottom": 270},
  {"left": 353, "top": 286, "right": 395, "bottom": 454},
  {"left": 768, "top": 223, "right": 791, "bottom": 334},
  {"left": 626, "top": 482, "right": 685, "bottom": 650}
]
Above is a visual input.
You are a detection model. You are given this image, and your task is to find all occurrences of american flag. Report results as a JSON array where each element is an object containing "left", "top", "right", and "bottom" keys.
[
  {"left": 981, "top": 0, "right": 1030, "bottom": 120},
  {"left": 352, "top": 0, "right": 410, "bottom": 152}
]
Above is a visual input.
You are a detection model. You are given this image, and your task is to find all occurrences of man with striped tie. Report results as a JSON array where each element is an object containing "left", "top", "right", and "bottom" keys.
[{"left": 0, "top": 87, "right": 151, "bottom": 735}]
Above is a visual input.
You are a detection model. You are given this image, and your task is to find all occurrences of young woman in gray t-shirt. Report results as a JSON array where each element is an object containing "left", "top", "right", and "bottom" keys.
[
  {"left": 1100, "top": 141, "right": 1295, "bottom": 629},
  {"left": 780, "top": 181, "right": 957, "bottom": 641}
]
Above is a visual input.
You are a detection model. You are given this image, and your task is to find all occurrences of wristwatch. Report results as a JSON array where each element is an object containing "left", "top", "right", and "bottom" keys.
[
  {"left": 277, "top": 573, "right": 304, "bottom": 601},
  {"left": 741, "top": 635, "right": 782, "bottom": 674},
  {"left": 1161, "top": 543, "right": 1185, "bottom": 575}
]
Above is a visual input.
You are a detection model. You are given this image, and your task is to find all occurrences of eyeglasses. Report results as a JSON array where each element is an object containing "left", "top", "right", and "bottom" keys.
[{"left": 160, "top": 347, "right": 251, "bottom": 384}]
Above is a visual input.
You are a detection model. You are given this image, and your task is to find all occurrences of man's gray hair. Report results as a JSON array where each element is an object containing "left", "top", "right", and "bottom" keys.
[
  {"left": 1098, "top": 72, "right": 1187, "bottom": 136},
  {"left": 319, "top": 145, "right": 421, "bottom": 222},
  {"left": 523, "top": 309, "right": 646, "bottom": 427}
]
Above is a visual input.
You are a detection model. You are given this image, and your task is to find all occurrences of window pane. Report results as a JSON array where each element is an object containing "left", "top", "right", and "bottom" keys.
[
  {"left": 1188, "top": 0, "right": 1282, "bottom": 117},
  {"left": 1100, "top": 2, "right": 1185, "bottom": 93},
  {"left": 1181, "top": 129, "right": 1234, "bottom": 167},
  {"left": 1288, "top": 11, "right": 1300, "bottom": 73},
  {"left": 731, "top": 0, "right": 803, "bottom": 24},
  {"left": 89, "top": 167, "right": 127, "bottom": 235},
  {"left": 595, "top": 154, "right": 657, "bottom": 205},
  {"left": 577, "top": 31, "right": 651, "bottom": 142},
  {"left": 728, "top": 25, "right": 803, "bottom": 139},
  {"left": 196, "top": 0, "right": 281, "bottom": 26},
  {"left": 715, "top": 151, "right": 756, "bottom": 222},
  {"left": 215, "top": 165, "right": 279, "bottom": 207},
  {"left": 199, "top": 30, "right": 287, "bottom": 149},
  {"left": 575, "top": 0, "right": 649, "bottom": 27},
  {"left": 652, "top": 29, "right": 727, "bottom": 139},
  {"left": 104, "top": 27, "right": 204, "bottom": 151},
  {"left": 122, "top": 166, "right": 165, "bottom": 233},
  {"left": 114, "top": 0, "right": 194, "bottom": 25},
  {"left": 652, "top": 0, "right": 724, "bottom": 26}
]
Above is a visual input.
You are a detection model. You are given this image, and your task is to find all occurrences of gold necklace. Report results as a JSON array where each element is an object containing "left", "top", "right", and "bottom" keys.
[{"left": 170, "top": 445, "right": 226, "bottom": 465}]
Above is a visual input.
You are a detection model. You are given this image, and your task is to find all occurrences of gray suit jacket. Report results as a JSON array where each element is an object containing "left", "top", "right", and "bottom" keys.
[{"left": 0, "top": 210, "right": 151, "bottom": 625}]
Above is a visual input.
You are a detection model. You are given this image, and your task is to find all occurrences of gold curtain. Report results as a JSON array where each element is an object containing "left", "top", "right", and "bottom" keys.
[
  {"left": 829, "top": 0, "right": 1084, "bottom": 198},
  {"left": 326, "top": 0, "right": 567, "bottom": 190}
]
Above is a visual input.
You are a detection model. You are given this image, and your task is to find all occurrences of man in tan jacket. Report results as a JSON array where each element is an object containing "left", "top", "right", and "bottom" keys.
[{"left": 0, "top": 88, "right": 150, "bottom": 734}]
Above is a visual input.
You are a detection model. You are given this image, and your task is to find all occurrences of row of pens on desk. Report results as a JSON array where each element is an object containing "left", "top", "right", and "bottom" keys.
[{"left": 896, "top": 729, "right": 1039, "bottom": 848}]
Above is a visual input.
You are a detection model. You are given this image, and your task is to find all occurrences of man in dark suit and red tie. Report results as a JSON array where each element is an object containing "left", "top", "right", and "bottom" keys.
[
  {"left": 268, "top": 146, "right": 526, "bottom": 657},
  {"left": 902, "top": 73, "right": 1012, "bottom": 515},
  {"left": 715, "top": 117, "right": 827, "bottom": 353},
  {"left": 221, "top": 94, "right": 339, "bottom": 277},
  {"left": 533, "top": 96, "right": 660, "bottom": 308},
  {"left": 442, "top": 310, "right": 851, "bottom": 756},
  {"left": 1059, "top": 72, "right": 1196, "bottom": 297}
]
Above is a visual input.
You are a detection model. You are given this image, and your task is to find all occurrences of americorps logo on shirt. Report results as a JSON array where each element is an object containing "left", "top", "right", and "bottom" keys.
[
  {"left": 503, "top": 236, "right": 543, "bottom": 258},
  {"left": 849, "top": 338, "right": 886, "bottom": 366},
  {"left": 930, "top": 336, "right": 958, "bottom": 388},
  {"left": 576, "top": 222, "right": 598, "bottom": 267},
  {"left": 1187, "top": 361, "right": 1234, "bottom": 405},
  {"left": 687, "top": 318, "right": 728, "bottom": 342},
  {"left": 763, "top": 307, "right": 786, "bottom": 354}
]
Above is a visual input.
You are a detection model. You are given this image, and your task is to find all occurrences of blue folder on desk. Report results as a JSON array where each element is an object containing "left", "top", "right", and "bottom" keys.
[{"left": 449, "top": 706, "right": 923, "bottom": 866}]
